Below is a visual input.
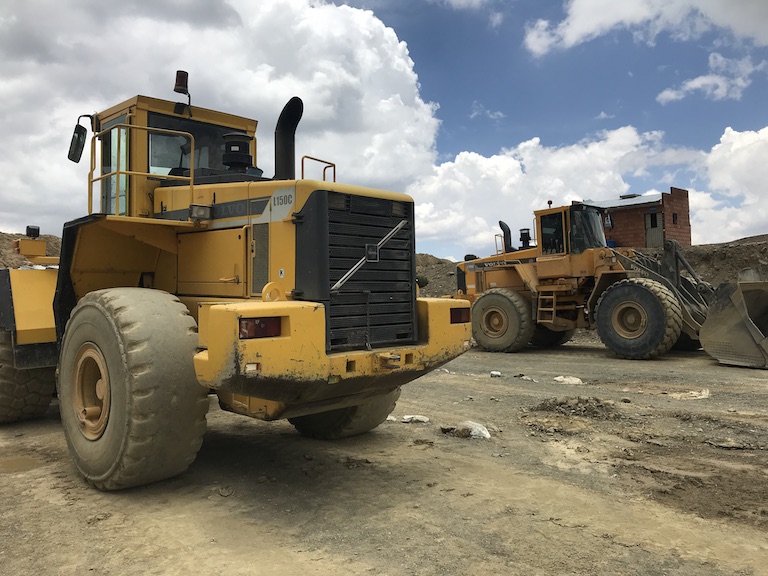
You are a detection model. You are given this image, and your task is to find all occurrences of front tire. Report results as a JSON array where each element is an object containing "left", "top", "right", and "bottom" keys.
[
  {"left": 0, "top": 331, "right": 56, "bottom": 424},
  {"left": 595, "top": 278, "right": 682, "bottom": 359},
  {"left": 472, "top": 288, "right": 534, "bottom": 352},
  {"left": 289, "top": 388, "right": 401, "bottom": 440},
  {"left": 58, "top": 288, "right": 209, "bottom": 490}
]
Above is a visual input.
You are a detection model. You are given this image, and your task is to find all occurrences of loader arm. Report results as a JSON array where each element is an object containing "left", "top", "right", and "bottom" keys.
[{"left": 612, "top": 240, "right": 713, "bottom": 339}]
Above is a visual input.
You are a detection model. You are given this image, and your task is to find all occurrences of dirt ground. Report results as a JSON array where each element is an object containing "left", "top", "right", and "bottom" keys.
[
  {"left": 2, "top": 336, "right": 767, "bottom": 576},
  {"left": 2, "top": 233, "right": 767, "bottom": 575}
]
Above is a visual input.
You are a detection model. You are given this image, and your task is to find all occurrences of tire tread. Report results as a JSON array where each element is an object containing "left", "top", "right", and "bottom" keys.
[
  {"left": 59, "top": 289, "right": 209, "bottom": 490},
  {"left": 595, "top": 278, "right": 682, "bottom": 359},
  {"left": 0, "top": 332, "right": 56, "bottom": 424},
  {"left": 472, "top": 288, "right": 535, "bottom": 352}
]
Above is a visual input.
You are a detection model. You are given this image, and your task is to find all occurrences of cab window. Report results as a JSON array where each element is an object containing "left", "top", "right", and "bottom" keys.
[
  {"left": 540, "top": 212, "right": 565, "bottom": 254},
  {"left": 100, "top": 115, "right": 128, "bottom": 215},
  {"left": 148, "top": 113, "right": 232, "bottom": 175},
  {"left": 570, "top": 207, "right": 607, "bottom": 253}
]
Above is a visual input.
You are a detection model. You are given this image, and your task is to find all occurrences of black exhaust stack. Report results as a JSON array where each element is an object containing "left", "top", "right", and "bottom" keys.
[
  {"left": 499, "top": 221, "right": 513, "bottom": 253},
  {"left": 274, "top": 97, "right": 304, "bottom": 180}
]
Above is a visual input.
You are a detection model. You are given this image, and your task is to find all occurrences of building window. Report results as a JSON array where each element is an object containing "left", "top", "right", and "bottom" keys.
[{"left": 672, "top": 213, "right": 678, "bottom": 224}]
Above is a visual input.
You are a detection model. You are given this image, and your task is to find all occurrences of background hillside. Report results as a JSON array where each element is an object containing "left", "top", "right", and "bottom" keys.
[{"left": 0, "top": 232, "right": 61, "bottom": 269}]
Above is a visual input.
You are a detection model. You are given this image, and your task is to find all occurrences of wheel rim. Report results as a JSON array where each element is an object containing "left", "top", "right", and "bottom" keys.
[
  {"left": 611, "top": 302, "right": 648, "bottom": 339},
  {"left": 481, "top": 306, "right": 509, "bottom": 338},
  {"left": 73, "top": 342, "right": 110, "bottom": 440}
]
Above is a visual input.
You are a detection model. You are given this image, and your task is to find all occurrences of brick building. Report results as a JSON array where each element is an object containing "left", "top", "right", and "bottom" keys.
[{"left": 584, "top": 187, "right": 691, "bottom": 248}]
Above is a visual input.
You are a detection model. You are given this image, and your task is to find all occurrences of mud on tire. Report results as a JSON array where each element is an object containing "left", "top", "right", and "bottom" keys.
[
  {"left": 0, "top": 331, "right": 56, "bottom": 424},
  {"left": 595, "top": 278, "right": 682, "bottom": 360},
  {"left": 57, "top": 288, "right": 209, "bottom": 490},
  {"left": 471, "top": 288, "right": 535, "bottom": 352}
]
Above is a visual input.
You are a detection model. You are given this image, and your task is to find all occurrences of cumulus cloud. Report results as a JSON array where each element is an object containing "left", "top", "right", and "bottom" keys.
[
  {"left": 523, "top": 0, "right": 768, "bottom": 57},
  {"left": 0, "top": 0, "right": 438, "bottom": 234},
  {"left": 657, "top": 53, "right": 767, "bottom": 104},
  {"left": 0, "top": 0, "right": 765, "bottom": 261},
  {"left": 696, "top": 126, "right": 768, "bottom": 242},
  {"left": 408, "top": 126, "right": 708, "bottom": 258},
  {"left": 708, "top": 126, "right": 768, "bottom": 196},
  {"left": 410, "top": 120, "right": 767, "bottom": 256}
]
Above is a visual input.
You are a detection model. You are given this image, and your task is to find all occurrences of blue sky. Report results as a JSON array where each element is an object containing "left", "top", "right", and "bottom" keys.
[
  {"left": 377, "top": 2, "right": 768, "bottom": 162},
  {"left": 1, "top": 0, "right": 767, "bottom": 260}
]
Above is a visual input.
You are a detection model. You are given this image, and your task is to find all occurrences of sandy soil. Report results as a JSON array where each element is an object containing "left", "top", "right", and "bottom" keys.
[{"left": 2, "top": 337, "right": 767, "bottom": 576}]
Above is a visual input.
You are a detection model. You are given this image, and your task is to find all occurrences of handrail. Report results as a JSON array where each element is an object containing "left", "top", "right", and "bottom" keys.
[
  {"left": 301, "top": 155, "right": 336, "bottom": 182},
  {"left": 88, "top": 123, "right": 196, "bottom": 215},
  {"left": 494, "top": 233, "right": 504, "bottom": 255}
]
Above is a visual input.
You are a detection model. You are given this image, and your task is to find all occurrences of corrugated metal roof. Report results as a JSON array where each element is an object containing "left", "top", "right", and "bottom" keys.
[{"left": 584, "top": 193, "right": 663, "bottom": 209}]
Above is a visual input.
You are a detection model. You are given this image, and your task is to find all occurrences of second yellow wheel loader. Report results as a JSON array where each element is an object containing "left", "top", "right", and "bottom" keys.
[{"left": 457, "top": 202, "right": 767, "bottom": 367}]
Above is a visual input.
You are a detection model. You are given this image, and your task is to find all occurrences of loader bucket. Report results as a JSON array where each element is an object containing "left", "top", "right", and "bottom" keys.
[{"left": 699, "top": 269, "right": 768, "bottom": 369}]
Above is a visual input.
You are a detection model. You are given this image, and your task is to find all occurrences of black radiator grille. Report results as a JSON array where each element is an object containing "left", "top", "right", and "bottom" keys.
[{"left": 327, "top": 193, "right": 417, "bottom": 351}]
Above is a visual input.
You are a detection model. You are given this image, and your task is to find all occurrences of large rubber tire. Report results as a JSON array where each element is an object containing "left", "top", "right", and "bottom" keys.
[
  {"left": 530, "top": 325, "right": 576, "bottom": 348},
  {"left": 289, "top": 388, "right": 401, "bottom": 440},
  {"left": 57, "top": 288, "right": 209, "bottom": 490},
  {"left": 0, "top": 331, "right": 56, "bottom": 424},
  {"left": 472, "top": 288, "right": 535, "bottom": 352},
  {"left": 595, "top": 278, "right": 682, "bottom": 359}
]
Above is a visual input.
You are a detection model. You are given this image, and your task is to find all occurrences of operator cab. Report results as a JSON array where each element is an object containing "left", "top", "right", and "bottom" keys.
[
  {"left": 534, "top": 203, "right": 607, "bottom": 255},
  {"left": 67, "top": 72, "right": 260, "bottom": 219}
]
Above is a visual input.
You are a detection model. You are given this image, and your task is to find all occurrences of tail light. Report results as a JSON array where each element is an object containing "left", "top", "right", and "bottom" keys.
[
  {"left": 239, "top": 317, "right": 281, "bottom": 339},
  {"left": 450, "top": 307, "right": 470, "bottom": 324}
]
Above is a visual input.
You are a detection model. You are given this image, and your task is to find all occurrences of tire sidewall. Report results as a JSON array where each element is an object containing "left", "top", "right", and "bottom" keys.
[
  {"left": 58, "top": 299, "right": 130, "bottom": 484},
  {"left": 472, "top": 292, "right": 523, "bottom": 351},
  {"left": 596, "top": 280, "right": 667, "bottom": 358}
]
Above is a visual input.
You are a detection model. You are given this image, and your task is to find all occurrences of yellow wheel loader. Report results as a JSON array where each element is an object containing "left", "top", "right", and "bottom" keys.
[
  {"left": 0, "top": 72, "right": 472, "bottom": 490},
  {"left": 457, "top": 202, "right": 768, "bottom": 367}
]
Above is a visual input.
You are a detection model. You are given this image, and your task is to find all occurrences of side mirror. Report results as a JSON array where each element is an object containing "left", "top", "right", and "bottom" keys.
[{"left": 68, "top": 124, "right": 88, "bottom": 163}]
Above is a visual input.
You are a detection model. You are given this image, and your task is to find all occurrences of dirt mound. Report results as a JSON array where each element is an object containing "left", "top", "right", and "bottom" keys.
[
  {"left": 679, "top": 235, "right": 768, "bottom": 287},
  {"left": 531, "top": 396, "right": 621, "bottom": 420},
  {"left": 415, "top": 253, "right": 458, "bottom": 297},
  {"left": 0, "top": 232, "right": 61, "bottom": 268}
]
